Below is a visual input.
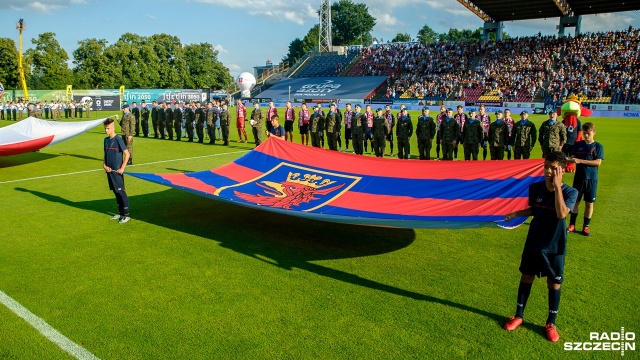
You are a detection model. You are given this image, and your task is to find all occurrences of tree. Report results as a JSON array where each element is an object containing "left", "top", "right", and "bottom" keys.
[
  {"left": 0, "top": 38, "right": 22, "bottom": 89},
  {"left": 330, "top": 0, "right": 376, "bottom": 45},
  {"left": 183, "top": 43, "right": 233, "bottom": 90},
  {"left": 104, "top": 33, "right": 160, "bottom": 88},
  {"left": 72, "top": 38, "right": 118, "bottom": 89},
  {"left": 282, "top": 38, "right": 305, "bottom": 66},
  {"left": 392, "top": 33, "right": 411, "bottom": 42},
  {"left": 24, "top": 32, "right": 72, "bottom": 89},
  {"left": 417, "top": 25, "right": 438, "bottom": 44},
  {"left": 149, "top": 34, "right": 189, "bottom": 88},
  {"left": 302, "top": 24, "right": 320, "bottom": 52}
]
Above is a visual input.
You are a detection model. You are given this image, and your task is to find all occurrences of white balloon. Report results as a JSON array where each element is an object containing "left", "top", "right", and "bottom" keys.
[{"left": 237, "top": 72, "right": 256, "bottom": 98}]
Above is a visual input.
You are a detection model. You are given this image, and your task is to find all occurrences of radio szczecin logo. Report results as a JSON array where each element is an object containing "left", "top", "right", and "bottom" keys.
[{"left": 565, "top": 327, "right": 635, "bottom": 356}]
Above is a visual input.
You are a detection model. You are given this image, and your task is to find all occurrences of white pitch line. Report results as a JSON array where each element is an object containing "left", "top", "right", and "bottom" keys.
[
  {"left": 0, "top": 290, "right": 100, "bottom": 360},
  {"left": 0, "top": 150, "right": 248, "bottom": 185}
]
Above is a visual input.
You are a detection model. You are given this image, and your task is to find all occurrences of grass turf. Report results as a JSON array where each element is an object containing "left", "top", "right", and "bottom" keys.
[{"left": 0, "top": 110, "right": 638, "bottom": 359}]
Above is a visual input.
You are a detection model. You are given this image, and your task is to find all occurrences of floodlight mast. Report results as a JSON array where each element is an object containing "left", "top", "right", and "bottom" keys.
[
  {"left": 319, "top": 0, "right": 332, "bottom": 52},
  {"left": 16, "top": 19, "right": 29, "bottom": 102}
]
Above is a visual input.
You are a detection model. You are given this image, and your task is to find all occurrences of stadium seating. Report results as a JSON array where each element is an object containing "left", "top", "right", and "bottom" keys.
[{"left": 293, "top": 53, "right": 358, "bottom": 78}]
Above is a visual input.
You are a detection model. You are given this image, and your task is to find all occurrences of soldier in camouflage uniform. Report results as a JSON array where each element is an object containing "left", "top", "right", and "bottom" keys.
[
  {"left": 195, "top": 102, "right": 206, "bottom": 143},
  {"left": 462, "top": 109, "right": 483, "bottom": 161},
  {"left": 140, "top": 100, "right": 150, "bottom": 137},
  {"left": 351, "top": 105, "right": 366, "bottom": 155},
  {"left": 27, "top": 103, "right": 42, "bottom": 119},
  {"left": 173, "top": 103, "right": 183, "bottom": 141},
  {"left": 324, "top": 103, "right": 341, "bottom": 151},
  {"left": 438, "top": 108, "right": 459, "bottom": 161},
  {"left": 220, "top": 104, "right": 230, "bottom": 146},
  {"left": 511, "top": 111, "right": 537, "bottom": 159},
  {"left": 538, "top": 111, "right": 567, "bottom": 158},
  {"left": 416, "top": 107, "right": 436, "bottom": 160},
  {"left": 119, "top": 103, "right": 136, "bottom": 165},
  {"left": 250, "top": 102, "right": 264, "bottom": 146},
  {"left": 488, "top": 110, "right": 509, "bottom": 160},
  {"left": 372, "top": 108, "right": 388, "bottom": 158},
  {"left": 309, "top": 106, "right": 325, "bottom": 148},
  {"left": 396, "top": 109, "right": 413, "bottom": 159}
]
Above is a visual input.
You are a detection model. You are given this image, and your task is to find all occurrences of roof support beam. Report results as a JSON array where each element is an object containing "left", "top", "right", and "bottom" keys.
[{"left": 456, "top": 0, "right": 493, "bottom": 22}]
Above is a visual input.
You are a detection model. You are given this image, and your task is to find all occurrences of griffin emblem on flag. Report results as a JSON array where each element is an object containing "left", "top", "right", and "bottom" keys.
[{"left": 215, "top": 163, "right": 361, "bottom": 211}]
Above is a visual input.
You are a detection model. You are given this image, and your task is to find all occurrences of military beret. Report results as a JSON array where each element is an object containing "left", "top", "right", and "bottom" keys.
[
  {"left": 468, "top": 108, "right": 477, "bottom": 113},
  {"left": 28, "top": 102, "right": 35, "bottom": 106},
  {"left": 376, "top": 108, "right": 383, "bottom": 112},
  {"left": 184, "top": 101, "right": 190, "bottom": 105},
  {"left": 141, "top": 100, "right": 146, "bottom": 103},
  {"left": 446, "top": 108, "right": 453, "bottom": 112},
  {"left": 330, "top": 103, "right": 336, "bottom": 107},
  {"left": 548, "top": 110, "right": 556, "bottom": 115},
  {"left": 355, "top": 104, "right": 362, "bottom": 108},
  {"left": 253, "top": 101, "right": 259, "bottom": 105},
  {"left": 121, "top": 103, "right": 129, "bottom": 109},
  {"left": 520, "top": 110, "right": 529, "bottom": 115},
  {"left": 422, "top": 106, "right": 429, "bottom": 111},
  {"left": 495, "top": 110, "right": 503, "bottom": 114}
]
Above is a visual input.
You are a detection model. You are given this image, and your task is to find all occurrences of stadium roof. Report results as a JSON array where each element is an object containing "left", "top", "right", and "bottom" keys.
[{"left": 459, "top": 0, "right": 640, "bottom": 22}]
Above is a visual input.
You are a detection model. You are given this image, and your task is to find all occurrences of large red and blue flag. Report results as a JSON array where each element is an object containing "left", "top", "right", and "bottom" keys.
[{"left": 129, "top": 138, "right": 544, "bottom": 229}]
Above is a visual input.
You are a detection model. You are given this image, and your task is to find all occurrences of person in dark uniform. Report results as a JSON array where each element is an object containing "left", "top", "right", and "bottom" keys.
[
  {"left": 488, "top": 110, "right": 509, "bottom": 160},
  {"left": 220, "top": 104, "right": 230, "bottom": 145},
  {"left": 140, "top": 100, "right": 150, "bottom": 137},
  {"left": 173, "top": 102, "right": 183, "bottom": 141},
  {"left": 131, "top": 102, "right": 140, "bottom": 136},
  {"left": 164, "top": 102, "right": 173, "bottom": 140},
  {"left": 462, "top": 109, "right": 483, "bottom": 161},
  {"left": 195, "top": 102, "right": 206, "bottom": 143},
  {"left": 539, "top": 111, "right": 567, "bottom": 158},
  {"left": 371, "top": 108, "right": 388, "bottom": 157},
  {"left": 206, "top": 102, "right": 217, "bottom": 144},
  {"left": 309, "top": 106, "right": 325, "bottom": 148},
  {"left": 503, "top": 151, "right": 578, "bottom": 343},
  {"left": 384, "top": 104, "right": 395, "bottom": 156},
  {"left": 157, "top": 102, "right": 166, "bottom": 139},
  {"left": 27, "top": 102, "right": 42, "bottom": 118},
  {"left": 351, "top": 104, "right": 366, "bottom": 155},
  {"left": 77, "top": 100, "right": 84, "bottom": 118},
  {"left": 395, "top": 109, "right": 413, "bottom": 159},
  {"left": 453, "top": 105, "right": 468, "bottom": 160},
  {"left": 438, "top": 108, "right": 459, "bottom": 161},
  {"left": 416, "top": 107, "right": 436, "bottom": 160},
  {"left": 435, "top": 105, "right": 446, "bottom": 159},
  {"left": 250, "top": 101, "right": 263, "bottom": 146},
  {"left": 43, "top": 101, "right": 50, "bottom": 119},
  {"left": 324, "top": 103, "right": 341, "bottom": 151},
  {"left": 185, "top": 102, "right": 195, "bottom": 142},
  {"left": 512, "top": 111, "right": 537, "bottom": 160},
  {"left": 103, "top": 117, "right": 131, "bottom": 224},
  {"left": 151, "top": 100, "right": 159, "bottom": 138}
]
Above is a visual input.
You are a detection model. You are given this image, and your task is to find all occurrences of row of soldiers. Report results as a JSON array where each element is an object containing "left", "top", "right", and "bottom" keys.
[
  {"left": 113, "top": 99, "right": 233, "bottom": 164},
  {"left": 247, "top": 101, "right": 566, "bottom": 161},
  {"left": 1, "top": 100, "right": 91, "bottom": 121}
]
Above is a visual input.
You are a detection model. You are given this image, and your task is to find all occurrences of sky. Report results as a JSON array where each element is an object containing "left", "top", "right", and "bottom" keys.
[{"left": 1, "top": 0, "right": 639, "bottom": 81}]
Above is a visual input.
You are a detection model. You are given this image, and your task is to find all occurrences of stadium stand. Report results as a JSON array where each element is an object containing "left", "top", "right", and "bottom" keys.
[{"left": 292, "top": 52, "right": 358, "bottom": 78}]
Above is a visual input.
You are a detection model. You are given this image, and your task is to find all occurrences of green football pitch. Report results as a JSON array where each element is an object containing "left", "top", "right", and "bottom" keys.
[{"left": 0, "top": 109, "right": 638, "bottom": 359}]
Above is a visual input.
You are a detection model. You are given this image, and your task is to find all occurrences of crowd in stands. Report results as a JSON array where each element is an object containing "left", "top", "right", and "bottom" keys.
[
  {"left": 296, "top": 28, "right": 639, "bottom": 104},
  {"left": 546, "top": 27, "right": 639, "bottom": 104}
]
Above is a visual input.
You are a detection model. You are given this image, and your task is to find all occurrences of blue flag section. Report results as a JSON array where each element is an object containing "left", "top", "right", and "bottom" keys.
[
  {"left": 129, "top": 138, "right": 545, "bottom": 229},
  {"left": 254, "top": 76, "right": 388, "bottom": 101}
]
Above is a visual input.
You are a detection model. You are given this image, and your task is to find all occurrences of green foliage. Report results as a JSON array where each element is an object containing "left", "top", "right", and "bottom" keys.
[
  {"left": 0, "top": 38, "right": 21, "bottom": 88},
  {"left": 436, "top": 27, "right": 511, "bottom": 42},
  {"left": 183, "top": 43, "right": 233, "bottom": 90},
  {"left": 391, "top": 33, "right": 411, "bottom": 43},
  {"left": 72, "top": 38, "right": 116, "bottom": 89},
  {"left": 282, "top": 25, "right": 320, "bottom": 67},
  {"left": 417, "top": 25, "right": 438, "bottom": 44},
  {"left": 331, "top": 0, "right": 376, "bottom": 46},
  {"left": 24, "top": 32, "right": 72, "bottom": 90}
]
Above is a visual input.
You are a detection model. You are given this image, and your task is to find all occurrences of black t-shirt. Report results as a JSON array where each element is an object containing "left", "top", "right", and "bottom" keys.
[
  {"left": 523, "top": 181, "right": 577, "bottom": 255},
  {"left": 572, "top": 140, "right": 604, "bottom": 181},
  {"left": 104, "top": 135, "right": 127, "bottom": 170}
]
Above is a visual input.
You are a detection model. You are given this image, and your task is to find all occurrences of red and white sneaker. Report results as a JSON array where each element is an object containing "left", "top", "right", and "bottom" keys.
[
  {"left": 582, "top": 226, "right": 591, "bottom": 236},
  {"left": 545, "top": 323, "right": 560, "bottom": 342},
  {"left": 567, "top": 224, "right": 575, "bottom": 233},
  {"left": 504, "top": 316, "right": 523, "bottom": 331}
]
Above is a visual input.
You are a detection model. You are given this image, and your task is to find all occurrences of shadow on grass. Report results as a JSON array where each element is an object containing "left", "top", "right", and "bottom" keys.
[
  {"left": 16, "top": 186, "right": 522, "bottom": 328},
  {"left": 59, "top": 153, "right": 103, "bottom": 162},
  {"left": 0, "top": 152, "right": 59, "bottom": 168},
  {"left": 165, "top": 168, "right": 194, "bottom": 173}
]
